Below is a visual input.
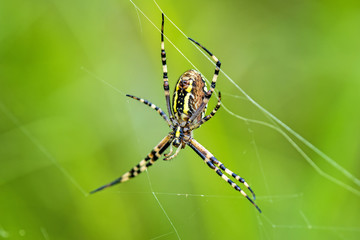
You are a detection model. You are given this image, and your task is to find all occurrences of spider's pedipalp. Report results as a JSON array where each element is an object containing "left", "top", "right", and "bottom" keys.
[
  {"left": 163, "top": 145, "right": 181, "bottom": 161},
  {"left": 164, "top": 144, "right": 173, "bottom": 157}
]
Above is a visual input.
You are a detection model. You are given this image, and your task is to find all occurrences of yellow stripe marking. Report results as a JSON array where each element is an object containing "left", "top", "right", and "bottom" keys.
[
  {"left": 185, "top": 80, "right": 193, "bottom": 93},
  {"left": 173, "top": 91, "right": 178, "bottom": 113},
  {"left": 183, "top": 93, "right": 191, "bottom": 114},
  {"left": 175, "top": 127, "right": 180, "bottom": 138},
  {"left": 183, "top": 80, "right": 193, "bottom": 115}
]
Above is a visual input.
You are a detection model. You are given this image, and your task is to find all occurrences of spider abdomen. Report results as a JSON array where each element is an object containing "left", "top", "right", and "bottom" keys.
[{"left": 172, "top": 70, "right": 207, "bottom": 123}]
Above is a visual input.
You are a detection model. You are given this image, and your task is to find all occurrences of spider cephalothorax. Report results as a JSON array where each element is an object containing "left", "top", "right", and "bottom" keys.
[{"left": 91, "top": 13, "right": 261, "bottom": 213}]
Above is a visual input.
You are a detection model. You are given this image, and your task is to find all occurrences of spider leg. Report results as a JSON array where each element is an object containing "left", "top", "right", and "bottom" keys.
[
  {"left": 126, "top": 94, "right": 171, "bottom": 127},
  {"left": 161, "top": 13, "right": 174, "bottom": 122},
  {"left": 163, "top": 145, "right": 181, "bottom": 161},
  {"left": 208, "top": 154, "right": 256, "bottom": 200},
  {"left": 188, "top": 138, "right": 261, "bottom": 213},
  {"left": 90, "top": 134, "right": 173, "bottom": 194},
  {"left": 190, "top": 92, "right": 221, "bottom": 130},
  {"left": 164, "top": 144, "right": 173, "bottom": 157},
  {"left": 187, "top": 37, "right": 221, "bottom": 123}
]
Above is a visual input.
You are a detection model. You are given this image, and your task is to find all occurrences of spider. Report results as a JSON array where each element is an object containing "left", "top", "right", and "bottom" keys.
[{"left": 91, "top": 13, "right": 261, "bottom": 213}]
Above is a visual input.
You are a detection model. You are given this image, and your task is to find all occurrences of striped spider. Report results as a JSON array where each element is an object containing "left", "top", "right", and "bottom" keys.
[{"left": 91, "top": 13, "right": 261, "bottom": 213}]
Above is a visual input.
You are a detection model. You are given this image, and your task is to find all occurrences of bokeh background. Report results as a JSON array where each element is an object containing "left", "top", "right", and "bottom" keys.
[{"left": 1, "top": 0, "right": 360, "bottom": 239}]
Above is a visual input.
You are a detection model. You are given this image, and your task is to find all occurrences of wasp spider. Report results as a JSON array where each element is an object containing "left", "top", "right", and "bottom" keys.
[{"left": 91, "top": 13, "right": 261, "bottom": 213}]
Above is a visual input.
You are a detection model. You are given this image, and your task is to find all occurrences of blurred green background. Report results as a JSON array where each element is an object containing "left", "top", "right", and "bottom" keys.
[{"left": 1, "top": 0, "right": 360, "bottom": 239}]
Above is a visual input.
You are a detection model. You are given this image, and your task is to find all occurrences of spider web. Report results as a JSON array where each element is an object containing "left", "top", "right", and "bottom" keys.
[
  {"left": 90, "top": 1, "right": 360, "bottom": 238},
  {"left": 1, "top": 0, "right": 359, "bottom": 239}
]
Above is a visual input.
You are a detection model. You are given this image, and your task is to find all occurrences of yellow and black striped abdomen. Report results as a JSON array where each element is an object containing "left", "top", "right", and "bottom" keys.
[{"left": 172, "top": 69, "right": 207, "bottom": 123}]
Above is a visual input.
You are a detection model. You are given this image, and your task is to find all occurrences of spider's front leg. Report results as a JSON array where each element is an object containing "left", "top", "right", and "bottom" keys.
[
  {"left": 90, "top": 134, "right": 173, "bottom": 194},
  {"left": 188, "top": 138, "right": 261, "bottom": 213}
]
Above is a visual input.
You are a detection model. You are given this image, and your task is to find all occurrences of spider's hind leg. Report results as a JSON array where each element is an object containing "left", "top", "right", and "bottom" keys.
[
  {"left": 90, "top": 134, "right": 173, "bottom": 194},
  {"left": 188, "top": 138, "right": 261, "bottom": 213},
  {"left": 210, "top": 156, "right": 256, "bottom": 200}
]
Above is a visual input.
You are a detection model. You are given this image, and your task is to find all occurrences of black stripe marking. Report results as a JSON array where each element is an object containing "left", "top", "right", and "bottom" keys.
[
  {"left": 206, "top": 161, "right": 215, "bottom": 169},
  {"left": 161, "top": 13, "right": 164, "bottom": 40},
  {"left": 188, "top": 140, "right": 261, "bottom": 213},
  {"left": 219, "top": 164, "right": 226, "bottom": 171},
  {"left": 188, "top": 37, "right": 213, "bottom": 56}
]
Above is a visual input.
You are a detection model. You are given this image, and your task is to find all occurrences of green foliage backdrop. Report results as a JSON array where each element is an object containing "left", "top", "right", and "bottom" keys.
[{"left": 1, "top": 0, "right": 359, "bottom": 239}]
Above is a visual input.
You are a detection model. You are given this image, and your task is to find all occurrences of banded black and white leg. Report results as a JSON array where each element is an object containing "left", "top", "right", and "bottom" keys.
[
  {"left": 190, "top": 92, "right": 222, "bottom": 131},
  {"left": 90, "top": 135, "right": 173, "bottom": 194},
  {"left": 126, "top": 94, "right": 171, "bottom": 127},
  {"left": 188, "top": 37, "right": 222, "bottom": 122},
  {"left": 160, "top": 13, "right": 174, "bottom": 122},
  {"left": 209, "top": 154, "right": 256, "bottom": 200},
  {"left": 188, "top": 138, "right": 261, "bottom": 213}
]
